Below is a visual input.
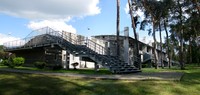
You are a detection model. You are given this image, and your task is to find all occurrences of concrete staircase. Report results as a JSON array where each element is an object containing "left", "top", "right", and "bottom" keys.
[{"left": 4, "top": 27, "right": 140, "bottom": 73}]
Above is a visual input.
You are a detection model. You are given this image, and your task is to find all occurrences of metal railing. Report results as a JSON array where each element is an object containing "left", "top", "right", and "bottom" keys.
[
  {"left": 86, "top": 39, "right": 108, "bottom": 55},
  {"left": 61, "top": 31, "right": 108, "bottom": 55},
  {"left": 61, "top": 31, "right": 85, "bottom": 45},
  {"left": 3, "top": 27, "right": 61, "bottom": 50},
  {"left": 3, "top": 27, "right": 109, "bottom": 55}
]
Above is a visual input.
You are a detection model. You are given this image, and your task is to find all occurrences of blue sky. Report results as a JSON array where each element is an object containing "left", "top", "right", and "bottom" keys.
[
  {"left": 0, "top": 0, "right": 164, "bottom": 45},
  {"left": 70, "top": 0, "right": 130, "bottom": 36}
]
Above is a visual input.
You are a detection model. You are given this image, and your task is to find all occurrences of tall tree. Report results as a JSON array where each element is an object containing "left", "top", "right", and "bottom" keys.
[
  {"left": 160, "top": 0, "right": 175, "bottom": 68},
  {"left": 170, "top": 0, "right": 188, "bottom": 69},
  {"left": 168, "top": 34, "right": 180, "bottom": 62},
  {"left": 116, "top": 0, "right": 120, "bottom": 57},
  {"left": 164, "top": 19, "right": 171, "bottom": 68},
  {"left": 128, "top": 0, "right": 141, "bottom": 69},
  {"left": 141, "top": 0, "right": 161, "bottom": 69},
  {"left": 184, "top": 0, "right": 200, "bottom": 64},
  {"left": 158, "top": 22, "right": 164, "bottom": 68},
  {"left": 155, "top": 1, "right": 165, "bottom": 69}
]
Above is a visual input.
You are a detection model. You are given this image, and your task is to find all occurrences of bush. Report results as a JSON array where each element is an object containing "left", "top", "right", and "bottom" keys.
[
  {"left": 2, "top": 59, "right": 14, "bottom": 68},
  {"left": 0, "top": 59, "right": 3, "bottom": 65},
  {"left": 34, "top": 61, "right": 46, "bottom": 69},
  {"left": 1, "top": 59, "right": 9, "bottom": 66},
  {"left": 13, "top": 57, "right": 25, "bottom": 66},
  {"left": 142, "top": 63, "right": 148, "bottom": 68},
  {"left": 1, "top": 57, "right": 25, "bottom": 68}
]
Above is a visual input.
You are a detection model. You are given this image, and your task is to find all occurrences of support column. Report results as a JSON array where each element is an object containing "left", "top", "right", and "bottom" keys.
[
  {"left": 66, "top": 51, "right": 70, "bottom": 70},
  {"left": 123, "top": 27, "right": 129, "bottom": 64},
  {"left": 94, "top": 62, "right": 99, "bottom": 72},
  {"left": 84, "top": 61, "right": 87, "bottom": 68},
  {"left": 62, "top": 50, "right": 70, "bottom": 70},
  {"left": 79, "top": 57, "right": 82, "bottom": 68}
]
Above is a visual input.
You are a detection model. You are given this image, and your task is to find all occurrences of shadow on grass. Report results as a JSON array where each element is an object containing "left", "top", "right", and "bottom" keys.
[
  {"left": 0, "top": 72, "right": 67, "bottom": 95},
  {"left": 0, "top": 66, "right": 112, "bottom": 75},
  {"left": 0, "top": 72, "right": 133, "bottom": 95},
  {"left": 53, "top": 69, "right": 112, "bottom": 75},
  {"left": 0, "top": 72, "right": 161, "bottom": 95},
  {"left": 0, "top": 66, "right": 200, "bottom": 95},
  {"left": 181, "top": 71, "right": 200, "bottom": 85}
]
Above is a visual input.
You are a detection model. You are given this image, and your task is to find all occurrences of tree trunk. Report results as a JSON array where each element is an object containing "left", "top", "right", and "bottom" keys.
[
  {"left": 159, "top": 22, "right": 164, "bottom": 68},
  {"left": 116, "top": 0, "right": 120, "bottom": 57},
  {"left": 153, "top": 21, "right": 158, "bottom": 69},
  {"left": 189, "top": 39, "right": 192, "bottom": 64},
  {"left": 178, "top": 0, "right": 185, "bottom": 70},
  {"left": 179, "top": 30, "right": 185, "bottom": 70},
  {"left": 142, "top": 0, "right": 158, "bottom": 69},
  {"left": 164, "top": 19, "right": 171, "bottom": 68},
  {"left": 128, "top": 0, "right": 141, "bottom": 69}
]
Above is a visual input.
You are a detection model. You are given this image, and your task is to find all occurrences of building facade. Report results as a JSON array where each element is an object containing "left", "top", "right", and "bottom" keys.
[{"left": 3, "top": 27, "right": 170, "bottom": 72}]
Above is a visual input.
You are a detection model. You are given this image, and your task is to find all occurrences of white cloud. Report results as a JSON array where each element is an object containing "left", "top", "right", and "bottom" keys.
[
  {"left": 124, "top": 3, "right": 145, "bottom": 21},
  {"left": 0, "top": 33, "right": 20, "bottom": 45},
  {"left": 0, "top": 0, "right": 100, "bottom": 20},
  {"left": 139, "top": 36, "right": 153, "bottom": 46},
  {"left": 125, "top": 3, "right": 130, "bottom": 15},
  {"left": 0, "top": 0, "right": 100, "bottom": 33},
  {"left": 27, "top": 20, "right": 76, "bottom": 33}
]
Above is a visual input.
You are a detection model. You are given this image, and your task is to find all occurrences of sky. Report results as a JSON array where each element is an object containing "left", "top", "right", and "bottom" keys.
[{"left": 0, "top": 0, "right": 165, "bottom": 45}]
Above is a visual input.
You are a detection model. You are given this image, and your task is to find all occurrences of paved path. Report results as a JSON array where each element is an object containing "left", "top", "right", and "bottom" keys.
[{"left": 0, "top": 68, "right": 184, "bottom": 81}]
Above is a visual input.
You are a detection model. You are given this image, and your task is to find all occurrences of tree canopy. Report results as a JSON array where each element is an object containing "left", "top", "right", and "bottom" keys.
[{"left": 129, "top": 0, "right": 200, "bottom": 69}]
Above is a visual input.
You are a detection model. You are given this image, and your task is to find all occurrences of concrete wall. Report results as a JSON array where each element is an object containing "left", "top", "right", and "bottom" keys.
[
  {"left": 93, "top": 35, "right": 169, "bottom": 67},
  {"left": 68, "top": 54, "right": 95, "bottom": 69},
  {"left": 11, "top": 47, "right": 45, "bottom": 66}
]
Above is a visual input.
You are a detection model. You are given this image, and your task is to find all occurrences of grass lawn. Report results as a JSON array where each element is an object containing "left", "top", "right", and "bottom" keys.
[
  {"left": 0, "top": 65, "right": 112, "bottom": 75},
  {"left": 0, "top": 65, "right": 200, "bottom": 95}
]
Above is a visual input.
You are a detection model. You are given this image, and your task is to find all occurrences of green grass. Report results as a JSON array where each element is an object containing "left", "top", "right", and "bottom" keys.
[
  {"left": 142, "top": 67, "right": 183, "bottom": 73},
  {"left": 0, "top": 65, "right": 112, "bottom": 75},
  {"left": 142, "top": 64, "right": 200, "bottom": 73},
  {"left": 0, "top": 65, "right": 200, "bottom": 95}
]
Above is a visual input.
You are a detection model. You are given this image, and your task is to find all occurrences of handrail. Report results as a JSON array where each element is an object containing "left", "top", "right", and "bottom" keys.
[
  {"left": 61, "top": 31, "right": 108, "bottom": 55},
  {"left": 3, "top": 27, "right": 109, "bottom": 55},
  {"left": 86, "top": 39, "right": 108, "bottom": 55},
  {"left": 61, "top": 31, "right": 85, "bottom": 45}
]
